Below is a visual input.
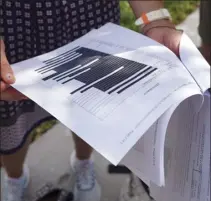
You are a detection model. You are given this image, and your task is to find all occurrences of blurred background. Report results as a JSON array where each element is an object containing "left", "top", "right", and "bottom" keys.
[{"left": 120, "top": 0, "right": 200, "bottom": 31}]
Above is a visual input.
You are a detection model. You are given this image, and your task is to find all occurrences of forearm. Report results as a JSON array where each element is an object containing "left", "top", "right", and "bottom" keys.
[{"left": 128, "top": 0, "right": 164, "bottom": 18}]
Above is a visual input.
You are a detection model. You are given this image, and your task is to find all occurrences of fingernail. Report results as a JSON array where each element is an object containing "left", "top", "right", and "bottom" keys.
[{"left": 6, "top": 73, "right": 15, "bottom": 82}]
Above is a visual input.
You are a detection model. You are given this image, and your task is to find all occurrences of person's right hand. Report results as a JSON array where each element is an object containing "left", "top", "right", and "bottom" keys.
[{"left": 1, "top": 40, "right": 28, "bottom": 100}]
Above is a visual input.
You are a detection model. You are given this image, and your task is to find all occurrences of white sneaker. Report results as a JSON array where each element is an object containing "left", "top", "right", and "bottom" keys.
[
  {"left": 2, "top": 164, "right": 30, "bottom": 201},
  {"left": 70, "top": 152, "right": 101, "bottom": 201}
]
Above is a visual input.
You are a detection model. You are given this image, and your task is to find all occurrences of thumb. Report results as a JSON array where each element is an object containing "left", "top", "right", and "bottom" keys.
[{"left": 0, "top": 40, "right": 16, "bottom": 84}]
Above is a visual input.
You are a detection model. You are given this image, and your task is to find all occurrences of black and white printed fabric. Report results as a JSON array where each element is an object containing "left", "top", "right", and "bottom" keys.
[{"left": 0, "top": 0, "right": 120, "bottom": 154}]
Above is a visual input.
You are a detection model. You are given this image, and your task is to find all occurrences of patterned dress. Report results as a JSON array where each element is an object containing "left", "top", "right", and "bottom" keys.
[{"left": 0, "top": 0, "right": 120, "bottom": 154}]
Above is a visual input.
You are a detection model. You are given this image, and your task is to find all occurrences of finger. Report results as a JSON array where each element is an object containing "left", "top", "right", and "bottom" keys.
[
  {"left": 1, "top": 93, "right": 27, "bottom": 101},
  {"left": 6, "top": 87, "right": 28, "bottom": 98},
  {"left": 0, "top": 81, "right": 9, "bottom": 92},
  {"left": 0, "top": 40, "right": 16, "bottom": 84},
  {"left": 172, "top": 31, "right": 182, "bottom": 57},
  {"left": 169, "top": 29, "right": 183, "bottom": 58},
  {"left": 1, "top": 92, "right": 28, "bottom": 101},
  {"left": 0, "top": 87, "right": 28, "bottom": 101},
  {"left": 169, "top": 39, "right": 180, "bottom": 58}
]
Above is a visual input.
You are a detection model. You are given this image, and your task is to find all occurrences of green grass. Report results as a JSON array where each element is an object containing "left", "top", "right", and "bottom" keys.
[
  {"left": 31, "top": 119, "right": 57, "bottom": 142},
  {"left": 120, "top": 0, "right": 200, "bottom": 32},
  {"left": 32, "top": 0, "right": 199, "bottom": 141}
]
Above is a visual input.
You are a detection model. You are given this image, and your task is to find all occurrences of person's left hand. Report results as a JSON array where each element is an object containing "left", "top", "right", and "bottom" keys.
[
  {"left": 1, "top": 87, "right": 28, "bottom": 101},
  {"left": 0, "top": 39, "right": 28, "bottom": 100},
  {"left": 142, "top": 19, "right": 183, "bottom": 57}
]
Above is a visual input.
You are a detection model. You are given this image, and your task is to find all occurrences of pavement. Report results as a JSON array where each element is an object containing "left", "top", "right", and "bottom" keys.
[
  {"left": 176, "top": 8, "right": 201, "bottom": 47},
  {"left": 25, "top": 123, "right": 128, "bottom": 201},
  {"left": 1, "top": 7, "right": 201, "bottom": 201},
  {"left": 23, "top": 123, "right": 153, "bottom": 201}
]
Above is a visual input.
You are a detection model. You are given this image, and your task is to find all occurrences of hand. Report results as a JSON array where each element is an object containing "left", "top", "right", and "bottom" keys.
[
  {"left": 142, "top": 19, "right": 183, "bottom": 57},
  {"left": 1, "top": 87, "right": 28, "bottom": 101},
  {"left": 0, "top": 40, "right": 28, "bottom": 100}
]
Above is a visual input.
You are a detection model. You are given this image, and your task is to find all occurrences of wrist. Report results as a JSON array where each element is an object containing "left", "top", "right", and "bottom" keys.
[
  {"left": 141, "top": 19, "right": 176, "bottom": 35},
  {"left": 134, "top": 8, "right": 173, "bottom": 31}
]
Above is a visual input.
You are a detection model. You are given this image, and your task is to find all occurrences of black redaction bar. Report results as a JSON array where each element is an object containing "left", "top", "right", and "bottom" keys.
[{"left": 117, "top": 68, "right": 157, "bottom": 94}]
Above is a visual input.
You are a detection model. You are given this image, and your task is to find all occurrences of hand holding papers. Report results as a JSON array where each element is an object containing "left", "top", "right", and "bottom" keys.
[{"left": 11, "top": 23, "right": 210, "bottom": 201}]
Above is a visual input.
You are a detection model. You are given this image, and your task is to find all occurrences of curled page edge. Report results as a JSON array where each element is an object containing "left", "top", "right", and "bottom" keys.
[
  {"left": 149, "top": 94, "right": 210, "bottom": 201},
  {"left": 154, "top": 94, "right": 203, "bottom": 189},
  {"left": 153, "top": 93, "right": 203, "bottom": 187},
  {"left": 179, "top": 32, "right": 211, "bottom": 93},
  {"left": 121, "top": 93, "right": 203, "bottom": 187}
]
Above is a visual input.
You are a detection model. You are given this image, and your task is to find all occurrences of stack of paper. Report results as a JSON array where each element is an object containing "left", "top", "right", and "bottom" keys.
[{"left": 11, "top": 23, "right": 210, "bottom": 201}]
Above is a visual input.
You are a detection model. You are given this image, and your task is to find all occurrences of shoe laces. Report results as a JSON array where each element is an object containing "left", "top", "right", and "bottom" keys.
[
  {"left": 5, "top": 179, "right": 25, "bottom": 201},
  {"left": 75, "top": 161, "right": 95, "bottom": 191}
]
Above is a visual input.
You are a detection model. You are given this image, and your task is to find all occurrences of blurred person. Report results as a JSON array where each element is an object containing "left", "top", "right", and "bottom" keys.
[
  {"left": 199, "top": 0, "right": 211, "bottom": 64},
  {"left": 0, "top": 1, "right": 182, "bottom": 201}
]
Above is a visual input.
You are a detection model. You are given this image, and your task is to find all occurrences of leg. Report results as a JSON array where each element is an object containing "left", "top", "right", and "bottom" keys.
[
  {"left": 1, "top": 134, "right": 31, "bottom": 201},
  {"left": 1, "top": 135, "right": 31, "bottom": 178},
  {"left": 72, "top": 132, "right": 93, "bottom": 160},
  {"left": 70, "top": 132, "right": 101, "bottom": 201}
]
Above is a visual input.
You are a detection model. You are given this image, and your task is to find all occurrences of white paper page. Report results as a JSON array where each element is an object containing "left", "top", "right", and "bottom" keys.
[
  {"left": 150, "top": 94, "right": 210, "bottom": 201},
  {"left": 207, "top": 165, "right": 210, "bottom": 201},
  {"left": 179, "top": 32, "right": 211, "bottom": 93},
  {"left": 122, "top": 95, "right": 203, "bottom": 187},
  {"left": 11, "top": 23, "right": 202, "bottom": 165},
  {"left": 121, "top": 120, "right": 159, "bottom": 186},
  {"left": 85, "top": 23, "right": 187, "bottom": 66}
]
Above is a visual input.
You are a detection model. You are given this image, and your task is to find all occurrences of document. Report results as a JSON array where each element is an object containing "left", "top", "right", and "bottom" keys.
[
  {"left": 150, "top": 94, "right": 210, "bottom": 201},
  {"left": 10, "top": 23, "right": 210, "bottom": 201},
  {"left": 11, "top": 23, "right": 202, "bottom": 165}
]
